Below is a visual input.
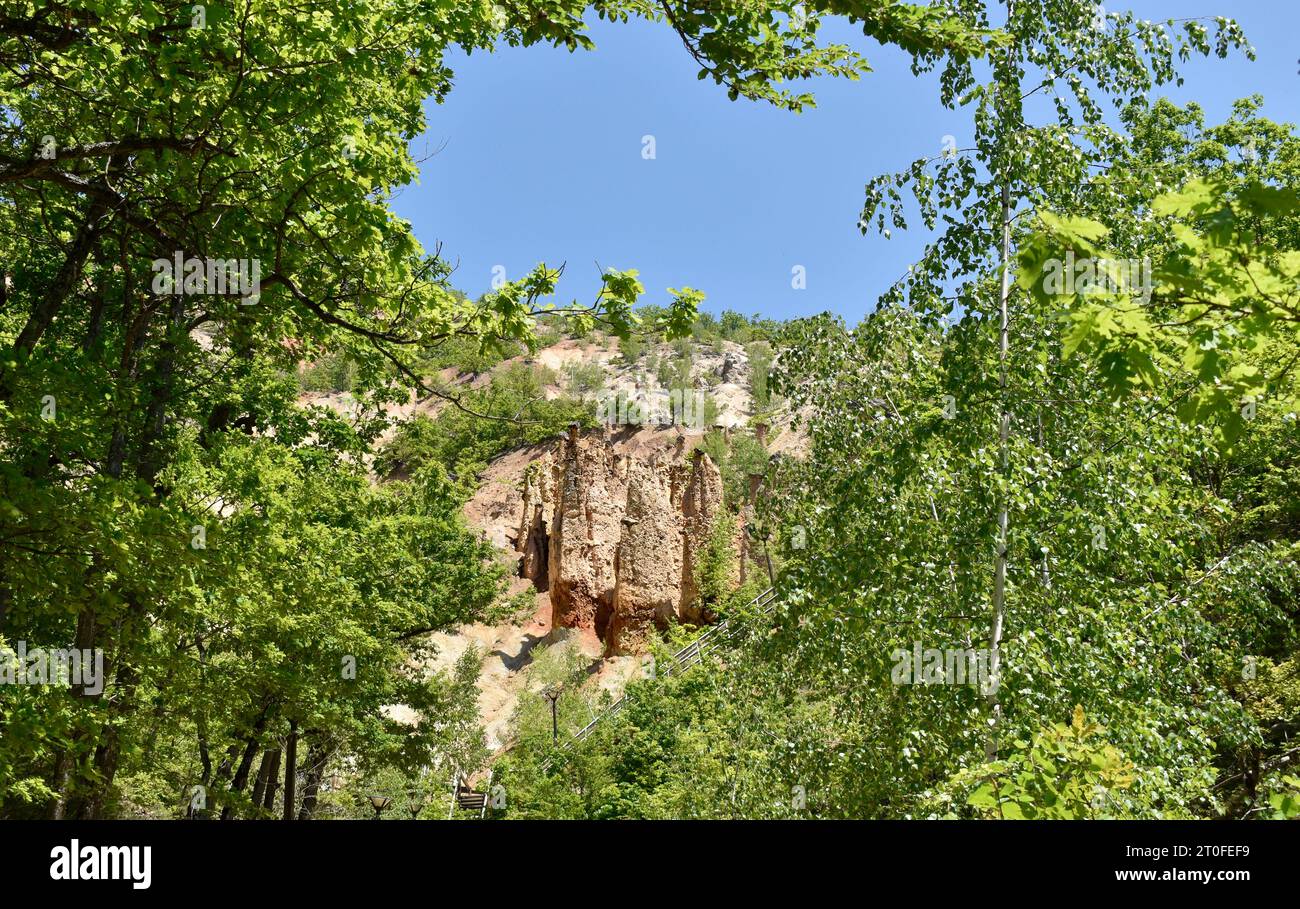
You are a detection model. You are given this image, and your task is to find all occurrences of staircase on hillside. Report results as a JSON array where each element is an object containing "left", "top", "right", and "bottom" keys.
[
  {"left": 447, "top": 770, "right": 493, "bottom": 819},
  {"left": 545, "top": 585, "right": 779, "bottom": 765}
]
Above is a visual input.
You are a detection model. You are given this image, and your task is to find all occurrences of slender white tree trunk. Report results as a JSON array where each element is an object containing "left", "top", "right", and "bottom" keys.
[{"left": 986, "top": 181, "right": 1012, "bottom": 761}]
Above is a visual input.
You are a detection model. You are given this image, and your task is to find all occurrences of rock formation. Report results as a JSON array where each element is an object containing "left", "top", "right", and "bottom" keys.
[{"left": 515, "top": 426, "right": 725, "bottom": 656}]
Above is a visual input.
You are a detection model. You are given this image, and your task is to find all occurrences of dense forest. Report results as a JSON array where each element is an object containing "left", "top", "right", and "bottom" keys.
[{"left": 1, "top": 1, "right": 1297, "bottom": 826}]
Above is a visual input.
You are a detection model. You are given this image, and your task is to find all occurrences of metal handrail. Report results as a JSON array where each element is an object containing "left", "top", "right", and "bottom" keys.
[{"left": 547, "top": 586, "right": 778, "bottom": 762}]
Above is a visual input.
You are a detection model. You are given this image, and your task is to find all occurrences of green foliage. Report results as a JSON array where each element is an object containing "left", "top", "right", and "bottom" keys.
[
  {"left": 418, "top": 336, "right": 522, "bottom": 377},
  {"left": 372, "top": 413, "right": 442, "bottom": 479},
  {"left": 695, "top": 517, "right": 737, "bottom": 610},
  {"left": 746, "top": 340, "right": 774, "bottom": 411},
  {"left": 657, "top": 339, "right": 693, "bottom": 389},
  {"left": 297, "top": 351, "right": 358, "bottom": 394},
  {"left": 1018, "top": 177, "right": 1300, "bottom": 444},
  {"left": 498, "top": 590, "right": 842, "bottom": 819},
  {"left": 700, "top": 429, "right": 768, "bottom": 509},
  {"left": 605, "top": 1, "right": 1001, "bottom": 113},
  {"left": 615, "top": 332, "right": 645, "bottom": 365},
  {"left": 621, "top": 306, "right": 777, "bottom": 353},
  {"left": 375, "top": 364, "right": 594, "bottom": 480},
  {"left": 0, "top": 397, "right": 505, "bottom": 817},
  {"left": 324, "top": 649, "right": 484, "bottom": 820},
  {"left": 719, "top": 310, "right": 756, "bottom": 344},
  {"left": 1265, "top": 776, "right": 1300, "bottom": 820},
  {"left": 563, "top": 361, "right": 606, "bottom": 402},
  {"left": 942, "top": 707, "right": 1139, "bottom": 820},
  {"left": 762, "top": 288, "right": 1300, "bottom": 817}
]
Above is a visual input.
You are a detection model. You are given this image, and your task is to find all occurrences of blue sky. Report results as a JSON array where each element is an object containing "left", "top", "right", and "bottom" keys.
[{"left": 393, "top": 2, "right": 1299, "bottom": 324}]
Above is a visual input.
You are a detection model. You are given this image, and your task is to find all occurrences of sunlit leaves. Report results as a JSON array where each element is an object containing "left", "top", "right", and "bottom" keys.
[{"left": 1021, "top": 176, "right": 1300, "bottom": 445}]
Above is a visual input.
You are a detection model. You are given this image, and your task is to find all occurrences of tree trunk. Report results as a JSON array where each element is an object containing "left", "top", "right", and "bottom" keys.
[
  {"left": 135, "top": 295, "right": 186, "bottom": 484},
  {"left": 260, "top": 749, "right": 282, "bottom": 813},
  {"left": 76, "top": 291, "right": 191, "bottom": 814},
  {"left": 51, "top": 276, "right": 147, "bottom": 815},
  {"left": 297, "top": 736, "right": 326, "bottom": 820},
  {"left": 216, "top": 707, "right": 271, "bottom": 820},
  {"left": 250, "top": 749, "right": 278, "bottom": 812},
  {"left": 282, "top": 722, "right": 297, "bottom": 821},
  {"left": 48, "top": 600, "right": 103, "bottom": 819},
  {"left": 0, "top": 196, "right": 109, "bottom": 400},
  {"left": 986, "top": 181, "right": 1012, "bottom": 762},
  {"left": 218, "top": 734, "right": 264, "bottom": 820}
]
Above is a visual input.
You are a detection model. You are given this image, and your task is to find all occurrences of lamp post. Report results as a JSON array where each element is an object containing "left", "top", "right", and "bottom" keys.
[
  {"left": 541, "top": 686, "right": 561, "bottom": 745},
  {"left": 368, "top": 794, "right": 391, "bottom": 820},
  {"left": 407, "top": 788, "right": 428, "bottom": 820}
]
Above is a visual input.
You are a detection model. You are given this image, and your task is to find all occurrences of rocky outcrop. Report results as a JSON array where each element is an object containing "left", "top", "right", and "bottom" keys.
[
  {"left": 678, "top": 448, "right": 726, "bottom": 622},
  {"left": 515, "top": 426, "right": 725, "bottom": 655},
  {"left": 715, "top": 351, "right": 742, "bottom": 382}
]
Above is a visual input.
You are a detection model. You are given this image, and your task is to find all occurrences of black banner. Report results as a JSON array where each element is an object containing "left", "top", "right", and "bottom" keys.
[{"left": 0, "top": 820, "right": 1285, "bottom": 895}]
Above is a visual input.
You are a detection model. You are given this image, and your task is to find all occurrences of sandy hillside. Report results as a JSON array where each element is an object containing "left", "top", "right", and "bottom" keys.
[{"left": 311, "top": 332, "right": 803, "bottom": 753}]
